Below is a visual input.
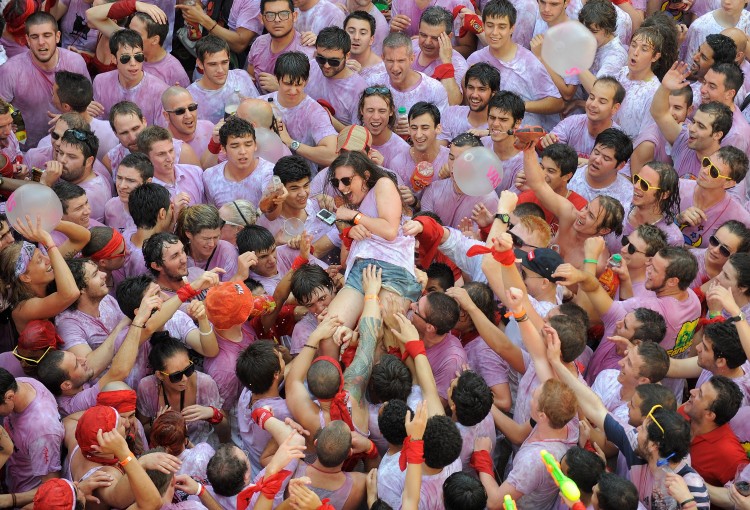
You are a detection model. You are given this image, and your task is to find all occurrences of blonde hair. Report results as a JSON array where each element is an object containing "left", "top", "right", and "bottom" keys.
[
  {"left": 538, "top": 379, "right": 577, "bottom": 429},
  {"left": 518, "top": 215, "right": 552, "bottom": 248}
]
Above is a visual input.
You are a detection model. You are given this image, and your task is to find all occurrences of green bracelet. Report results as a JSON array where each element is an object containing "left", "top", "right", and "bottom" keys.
[
  {"left": 583, "top": 259, "right": 598, "bottom": 264},
  {"left": 708, "top": 311, "right": 721, "bottom": 319}
]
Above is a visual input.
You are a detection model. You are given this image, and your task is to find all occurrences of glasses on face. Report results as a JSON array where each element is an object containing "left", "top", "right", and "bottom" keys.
[
  {"left": 331, "top": 176, "right": 354, "bottom": 188},
  {"left": 263, "top": 10, "right": 292, "bottom": 21},
  {"left": 364, "top": 86, "right": 390, "bottom": 95},
  {"left": 315, "top": 55, "right": 343, "bottom": 68},
  {"left": 12, "top": 345, "right": 53, "bottom": 365},
  {"left": 709, "top": 234, "right": 732, "bottom": 258},
  {"left": 413, "top": 301, "right": 432, "bottom": 325},
  {"left": 621, "top": 235, "right": 646, "bottom": 255},
  {"left": 631, "top": 173, "right": 661, "bottom": 192},
  {"left": 645, "top": 404, "right": 665, "bottom": 435},
  {"left": 702, "top": 157, "right": 733, "bottom": 180},
  {"left": 166, "top": 103, "right": 198, "bottom": 116},
  {"left": 159, "top": 361, "right": 195, "bottom": 383},
  {"left": 119, "top": 52, "right": 145, "bottom": 65},
  {"left": 510, "top": 232, "right": 541, "bottom": 250},
  {"left": 51, "top": 131, "right": 65, "bottom": 141}
]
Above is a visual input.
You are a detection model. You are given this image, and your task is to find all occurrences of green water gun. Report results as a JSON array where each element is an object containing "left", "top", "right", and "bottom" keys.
[
  {"left": 503, "top": 495, "right": 517, "bottom": 510},
  {"left": 540, "top": 450, "right": 586, "bottom": 510}
]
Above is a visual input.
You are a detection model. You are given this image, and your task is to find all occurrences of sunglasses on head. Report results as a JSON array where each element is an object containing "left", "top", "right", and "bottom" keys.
[
  {"left": 701, "top": 157, "right": 733, "bottom": 180},
  {"left": 709, "top": 234, "right": 732, "bottom": 258},
  {"left": 159, "top": 361, "right": 195, "bottom": 383},
  {"left": 331, "top": 176, "right": 354, "bottom": 188},
  {"left": 315, "top": 55, "right": 343, "bottom": 68},
  {"left": 364, "top": 86, "right": 390, "bottom": 95},
  {"left": 631, "top": 173, "right": 661, "bottom": 192},
  {"left": 621, "top": 235, "right": 646, "bottom": 255},
  {"left": 65, "top": 129, "right": 95, "bottom": 155},
  {"left": 12, "top": 345, "right": 53, "bottom": 366},
  {"left": 166, "top": 103, "right": 198, "bottom": 116},
  {"left": 119, "top": 52, "right": 145, "bottom": 65}
]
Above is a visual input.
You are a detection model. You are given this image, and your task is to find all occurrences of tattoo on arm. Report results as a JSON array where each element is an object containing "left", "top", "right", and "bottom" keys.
[{"left": 344, "top": 315, "right": 381, "bottom": 406}]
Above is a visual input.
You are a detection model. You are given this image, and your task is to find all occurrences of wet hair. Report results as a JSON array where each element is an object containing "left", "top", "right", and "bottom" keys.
[
  {"left": 26, "top": 11, "right": 58, "bottom": 33},
  {"left": 636, "top": 341, "right": 670, "bottom": 383},
  {"left": 307, "top": 358, "right": 343, "bottom": 399},
  {"left": 357, "top": 84, "right": 396, "bottom": 128},
  {"left": 463, "top": 281, "right": 496, "bottom": 324},
  {"left": 698, "top": 101, "right": 733, "bottom": 141},
  {"left": 578, "top": 0, "right": 616, "bottom": 35},
  {"left": 378, "top": 399, "right": 411, "bottom": 446},
  {"left": 514, "top": 202, "right": 546, "bottom": 219},
  {"left": 423, "top": 415, "right": 462, "bottom": 469},
  {"left": 328, "top": 150, "right": 395, "bottom": 197},
  {"left": 61, "top": 128, "right": 98, "bottom": 161},
  {"left": 420, "top": 6, "right": 452, "bottom": 33},
  {"left": 705, "top": 33, "right": 738, "bottom": 65},
  {"left": 719, "top": 220, "right": 750, "bottom": 253},
  {"left": 150, "top": 410, "right": 188, "bottom": 456},
  {"left": 464, "top": 63, "right": 501, "bottom": 93},
  {"left": 128, "top": 182, "right": 171, "bottom": 229},
  {"left": 0, "top": 369, "right": 18, "bottom": 397},
  {"left": 236, "top": 225, "right": 275, "bottom": 255},
  {"left": 52, "top": 181, "right": 87, "bottom": 215},
  {"left": 704, "top": 322, "right": 746, "bottom": 370},
  {"left": 450, "top": 132, "right": 483, "bottom": 148},
  {"left": 316, "top": 26, "right": 350, "bottom": 53},
  {"left": 594, "top": 128, "right": 632, "bottom": 165},
  {"left": 207, "top": 445, "right": 248, "bottom": 497},
  {"left": 643, "top": 161, "right": 681, "bottom": 223},
  {"left": 36, "top": 350, "right": 68, "bottom": 396},
  {"left": 274, "top": 155, "right": 311, "bottom": 186},
  {"left": 592, "top": 195, "right": 625, "bottom": 237},
  {"left": 58, "top": 112, "right": 90, "bottom": 133},
  {"left": 593, "top": 76, "right": 626, "bottom": 105},
  {"left": 408, "top": 101, "right": 440, "bottom": 125},
  {"left": 557, "top": 302, "right": 590, "bottom": 332},
  {"left": 452, "top": 371, "right": 493, "bottom": 426},
  {"left": 55, "top": 71, "right": 93, "bottom": 113},
  {"left": 646, "top": 407, "right": 690, "bottom": 460},
  {"left": 659, "top": 246, "right": 698, "bottom": 290},
  {"left": 706, "top": 375, "right": 743, "bottom": 425},
  {"left": 143, "top": 232, "right": 181, "bottom": 277},
  {"left": 537, "top": 379, "right": 577, "bottom": 429},
  {"left": 344, "top": 10, "right": 376, "bottom": 36},
  {"left": 634, "top": 224, "right": 668, "bottom": 257},
  {"left": 131, "top": 11, "right": 169, "bottom": 46},
  {"left": 66, "top": 257, "right": 95, "bottom": 293},
  {"left": 261, "top": 0, "right": 294, "bottom": 12},
  {"left": 109, "top": 29, "right": 143, "bottom": 55},
  {"left": 236, "top": 340, "right": 281, "bottom": 394},
  {"left": 425, "top": 291, "right": 460, "bottom": 335},
  {"left": 635, "top": 383, "right": 677, "bottom": 414},
  {"left": 729, "top": 253, "right": 750, "bottom": 297},
  {"left": 108, "top": 101, "right": 144, "bottom": 132},
  {"left": 83, "top": 227, "right": 121, "bottom": 258},
  {"left": 115, "top": 274, "right": 155, "bottom": 319},
  {"left": 596, "top": 473, "right": 639, "bottom": 510},
  {"left": 195, "top": 35, "right": 230, "bottom": 62},
  {"left": 443, "top": 473, "right": 488, "bottom": 510},
  {"left": 488, "top": 91, "right": 525, "bottom": 124},
  {"left": 175, "top": 204, "right": 222, "bottom": 254},
  {"left": 425, "top": 262, "right": 454, "bottom": 292},
  {"left": 671, "top": 85, "right": 694, "bottom": 107},
  {"left": 637, "top": 15, "right": 677, "bottom": 80},
  {"left": 369, "top": 354, "right": 412, "bottom": 403},
  {"left": 118, "top": 152, "right": 154, "bottom": 181},
  {"left": 562, "top": 446, "right": 604, "bottom": 494},
  {"left": 219, "top": 116, "right": 256, "bottom": 146},
  {"left": 482, "top": 0, "right": 517, "bottom": 26},
  {"left": 274, "top": 51, "right": 310, "bottom": 84},
  {"left": 711, "top": 62, "right": 745, "bottom": 96},
  {"left": 549, "top": 314, "right": 586, "bottom": 362},
  {"left": 148, "top": 334, "right": 189, "bottom": 372},
  {"left": 541, "top": 143, "right": 578, "bottom": 177},
  {"left": 715, "top": 145, "right": 749, "bottom": 183},
  {"left": 291, "top": 264, "right": 335, "bottom": 305},
  {"left": 632, "top": 307, "right": 667, "bottom": 343},
  {"left": 316, "top": 420, "right": 352, "bottom": 467}
]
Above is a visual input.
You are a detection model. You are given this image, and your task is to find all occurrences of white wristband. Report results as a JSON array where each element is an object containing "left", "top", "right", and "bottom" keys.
[{"left": 199, "top": 325, "right": 214, "bottom": 336}]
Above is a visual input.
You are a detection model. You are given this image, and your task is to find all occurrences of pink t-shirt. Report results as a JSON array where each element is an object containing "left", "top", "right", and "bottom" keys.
[
  {"left": 178, "top": 442, "right": 215, "bottom": 479},
  {"left": 257, "top": 199, "right": 339, "bottom": 246},
  {"left": 632, "top": 120, "right": 671, "bottom": 165},
  {"left": 247, "top": 33, "right": 315, "bottom": 93},
  {"left": 228, "top": 0, "right": 263, "bottom": 36},
  {"left": 203, "top": 328, "right": 255, "bottom": 410},
  {"left": 55, "top": 294, "right": 125, "bottom": 351},
  {"left": 93, "top": 71, "right": 169, "bottom": 128},
  {"left": 79, "top": 173, "right": 114, "bottom": 224},
  {"left": 152, "top": 164, "right": 205, "bottom": 206},
  {"left": 567, "top": 166, "right": 633, "bottom": 211},
  {"left": 202, "top": 158, "right": 275, "bottom": 209},
  {"left": 387, "top": 72, "right": 449, "bottom": 117},
  {"left": 437, "top": 105, "right": 488, "bottom": 142},
  {"left": 143, "top": 54, "right": 191, "bottom": 88},
  {"left": 421, "top": 177, "right": 499, "bottom": 229},
  {"left": 550, "top": 114, "right": 620, "bottom": 160},
  {"left": 372, "top": 132, "right": 411, "bottom": 170},
  {"left": 679, "top": 179, "right": 750, "bottom": 249},
  {"left": 305, "top": 64, "right": 368, "bottom": 125},
  {"left": 464, "top": 335, "right": 511, "bottom": 389},
  {"left": 187, "top": 70, "right": 260, "bottom": 124},
  {"left": 296, "top": 0, "right": 347, "bottom": 33},
  {"left": 187, "top": 240, "right": 239, "bottom": 282},
  {"left": 425, "top": 333, "right": 468, "bottom": 400},
  {"left": 391, "top": 0, "right": 471, "bottom": 36},
  {"left": 237, "top": 390, "right": 291, "bottom": 474},
  {"left": 591, "top": 37, "right": 628, "bottom": 78},
  {"left": 411, "top": 39, "right": 468, "bottom": 92},
  {"left": 103, "top": 197, "right": 136, "bottom": 233},
  {"left": 457, "top": 412, "right": 496, "bottom": 474},
  {"left": 60, "top": 0, "right": 100, "bottom": 52},
  {"left": 388, "top": 145, "right": 450, "bottom": 190},
  {"left": 612, "top": 67, "right": 660, "bottom": 139},
  {"left": 183, "top": 120, "right": 215, "bottom": 158}
]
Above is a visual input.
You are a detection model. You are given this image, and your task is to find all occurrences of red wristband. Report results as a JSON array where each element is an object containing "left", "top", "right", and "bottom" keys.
[
  {"left": 399, "top": 436, "right": 425, "bottom": 470},
  {"left": 208, "top": 406, "right": 224, "bottom": 424},
  {"left": 208, "top": 139, "right": 222, "bottom": 155},
  {"left": 365, "top": 440, "right": 379, "bottom": 459},
  {"left": 466, "top": 244, "right": 516, "bottom": 266},
  {"left": 403, "top": 340, "right": 426, "bottom": 360},
  {"left": 432, "top": 63, "right": 455, "bottom": 80},
  {"left": 251, "top": 407, "right": 274, "bottom": 429},
  {"left": 177, "top": 282, "right": 200, "bottom": 302},
  {"left": 318, "top": 498, "right": 336, "bottom": 510},
  {"left": 470, "top": 449, "right": 494, "bottom": 476},
  {"left": 291, "top": 256, "right": 309, "bottom": 271},
  {"left": 451, "top": 5, "right": 466, "bottom": 18},
  {"left": 108, "top": 0, "right": 137, "bottom": 19},
  {"left": 236, "top": 470, "right": 292, "bottom": 510}
]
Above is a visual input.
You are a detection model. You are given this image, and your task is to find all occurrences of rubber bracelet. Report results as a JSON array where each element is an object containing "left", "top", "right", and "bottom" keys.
[
  {"left": 304, "top": 344, "right": 317, "bottom": 350},
  {"left": 131, "top": 322, "right": 145, "bottom": 328},
  {"left": 503, "top": 308, "right": 526, "bottom": 320},
  {"left": 209, "top": 22, "right": 218, "bottom": 33},
  {"left": 679, "top": 499, "right": 696, "bottom": 509},
  {"left": 583, "top": 259, "right": 598, "bottom": 264},
  {"left": 199, "top": 325, "right": 214, "bottom": 336},
  {"left": 364, "top": 294, "right": 380, "bottom": 302},
  {"left": 365, "top": 440, "right": 378, "bottom": 459},
  {"left": 708, "top": 311, "right": 721, "bottom": 319},
  {"left": 353, "top": 212, "right": 363, "bottom": 225},
  {"left": 208, "top": 406, "right": 224, "bottom": 424},
  {"left": 195, "top": 483, "right": 206, "bottom": 497},
  {"left": 515, "top": 314, "right": 529, "bottom": 322},
  {"left": 119, "top": 453, "right": 134, "bottom": 467}
]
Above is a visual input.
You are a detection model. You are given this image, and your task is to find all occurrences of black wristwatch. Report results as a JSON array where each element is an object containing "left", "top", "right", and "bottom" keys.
[
  {"left": 494, "top": 213, "right": 510, "bottom": 224},
  {"left": 727, "top": 312, "right": 746, "bottom": 323}
]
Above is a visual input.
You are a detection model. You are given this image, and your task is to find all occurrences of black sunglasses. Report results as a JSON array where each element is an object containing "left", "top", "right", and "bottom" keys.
[
  {"left": 709, "top": 235, "right": 732, "bottom": 258},
  {"left": 331, "top": 176, "right": 354, "bottom": 188},
  {"left": 159, "top": 361, "right": 195, "bottom": 383},
  {"left": 51, "top": 131, "right": 63, "bottom": 141},
  {"left": 621, "top": 235, "right": 646, "bottom": 255},
  {"left": 315, "top": 55, "right": 343, "bottom": 68},
  {"left": 364, "top": 86, "right": 390, "bottom": 95},
  {"left": 167, "top": 103, "right": 198, "bottom": 116},
  {"left": 119, "top": 52, "right": 145, "bottom": 64},
  {"left": 510, "top": 232, "right": 541, "bottom": 250}
]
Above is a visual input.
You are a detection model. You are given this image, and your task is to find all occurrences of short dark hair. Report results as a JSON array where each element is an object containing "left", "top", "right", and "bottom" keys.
[
  {"left": 593, "top": 76, "right": 626, "bottom": 105},
  {"left": 594, "top": 128, "right": 632, "bottom": 165},
  {"left": 136, "top": 125, "right": 172, "bottom": 155},
  {"left": 550, "top": 314, "right": 586, "bottom": 363},
  {"left": 423, "top": 415, "right": 462, "bottom": 469},
  {"left": 636, "top": 341, "right": 670, "bottom": 383},
  {"left": 52, "top": 181, "right": 86, "bottom": 214},
  {"left": 541, "top": 143, "right": 578, "bottom": 177},
  {"left": 344, "top": 10, "right": 376, "bottom": 36},
  {"left": 109, "top": 101, "right": 144, "bottom": 131},
  {"left": 514, "top": 202, "right": 546, "bottom": 219},
  {"left": 83, "top": 227, "right": 120, "bottom": 258},
  {"left": 634, "top": 224, "right": 668, "bottom": 257},
  {"left": 0, "top": 369, "right": 18, "bottom": 397},
  {"left": 261, "top": 0, "right": 293, "bottom": 13},
  {"left": 482, "top": 0, "right": 517, "bottom": 26},
  {"left": 109, "top": 29, "right": 143, "bottom": 55},
  {"left": 369, "top": 355, "right": 412, "bottom": 403},
  {"left": 420, "top": 6, "right": 452, "bottom": 33},
  {"left": 452, "top": 371, "right": 493, "bottom": 426},
  {"left": 274, "top": 51, "right": 310, "bottom": 84},
  {"left": 698, "top": 101, "right": 733, "bottom": 141},
  {"left": 578, "top": 0, "right": 616, "bottom": 35},
  {"left": 720, "top": 220, "right": 750, "bottom": 253},
  {"left": 450, "top": 133, "right": 483, "bottom": 148},
  {"left": 704, "top": 321, "right": 747, "bottom": 369},
  {"left": 646, "top": 407, "right": 690, "bottom": 460},
  {"left": 128, "top": 183, "right": 171, "bottom": 229},
  {"left": 291, "top": 264, "right": 334, "bottom": 305},
  {"left": 635, "top": 383, "right": 677, "bottom": 415},
  {"left": 36, "top": 350, "right": 68, "bottom": 396},
  {"left": 143, "top": 232, "right": 181, "bottom": 276},
  {"left": 557, "top": 301, "right": 590, "bottom": 332},
  {"left": 316, "top": 421, "right": 352, "bottom": 467},
  {"left": 307, "top": 358, "right": 342, "bottom": 399},
  {"left": 464, "top": 63, "right": 501, "bottom": 93},
  {"left": 25, "top": 11, "right": 58, "bottom": 33},
  {"left": 131, "top": 11, "right": 169, "bottom": 46},
  {"left": 61, "top": 128, "right": 98, "bottom": 162},
  {"left": 115, "top": 274, "right": 155, "bottom": 319},
  {"left": 562, "top": 446, "right": 604, "bottom": 494},
  {"left": 148, "top": 333, "right": 189, "bottom": 372},
  {"left": 463, "top": 282, "right": 496, "bottom": 324},
  {"left": 729, "top": 253, "right": 750, "bottom": 297},
  {"left": 425, "top": 262, "right": 454, "bottom": 292},
  {"left": 596, "top": 473, "right": 639, "bottom": 510},
  {"left": 195, "top": 35, "right": 230, "bottom": 62},
  {"left": 716, "top": 145, "right": 749, "bottom": 183},
  {"left": 707, "top": 375, "right": 743, "bottom": 425},
  {"left": 408, "top": 101, "right": 440, "bottom": 125},
  {"left": 443, "top": 473, "right": 487, "bottom": 510},
  {"left": 316, "top": 26, "right": 350, "bottom": 53},
  {"left": 55, "top": 71, "right": 93, "bottom": 113},
  {"left": 632, "top": 307, "right": 667, "bottom": 343},
  {"left": 712, "top": 62, "right": 744, "bottom": 96},
  {"left": 425, "top": 292, "right": 460, "bottom": 335},
  {"left": 237, "top": 225, "right": 275, "bottom": 255},
  {"left": 273, "top": 155, "right": 311, "bottom": 185},
  {"left": 119, "top": 152, "right": 154, "bottom": 181},
  {"left": 378, "top": 399, "right": 411, "bottom": 446},
  {"left": 706, "top": 33, "right": 738, "bottom": 66},
  {"left": 236, "top": 340, "right": 281, "bottom": 394},
  {"left": 659, "top": 246, "right": 698, "bottom": 290},
  {"left": 219, "top": 116, "right": 256, "bottom": 147},
  {"left": 207, "top": 445, "right": 248, "bottom": 497},
  {"left": 67, "top": 257, "right": 94, "bottom": 292},
  {"left": 488, "top": 91, "right": 525, "bottom": 124}
]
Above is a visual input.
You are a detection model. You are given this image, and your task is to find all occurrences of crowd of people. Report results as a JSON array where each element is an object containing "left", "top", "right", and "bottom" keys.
[{"left": 2, "top": 0, "right": 750, "bottom": 507}]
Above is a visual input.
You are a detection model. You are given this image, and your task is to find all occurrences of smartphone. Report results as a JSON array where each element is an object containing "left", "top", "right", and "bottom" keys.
[{"left": 317, "top": 208, "right": 336, "bottom": 225}]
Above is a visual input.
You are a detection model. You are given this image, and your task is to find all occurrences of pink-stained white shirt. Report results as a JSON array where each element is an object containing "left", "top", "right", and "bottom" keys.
[
  {"left": 467, "top": 46, "right": 562, "bottom": 131},
  {"left": 188, "top": 240, "right": 239, "bottom": 282},
  {"left": 247, "top": 33, "right": 315, "bottom": 92},
  {"left": 388, "top": 145, "right": 450, "bottom": 190},
  {"left": 93, "top": 71, "right": 169, "bottom": 128},
  {"left": 152, "top": 164, "right": 206, "bottom": 206},
  {"left": 366, "top": 5, "right": 389, "bottom": 55},
  {"left": 507, "top": 0, "right": 539, "bottom": 49},
  {"left": 78, "top": 173, "right": 114, "bottom": 224},
  {"left": 721, "top": 106, "right": 750, "bottom": 156},
  {"left": 104, "top": 196, "right": 136, "bottom": 233},
  {"left": 203, "top": 328, "right": 255, "bottom": 410},
  {"left": 0, "top": 48, "right": 90, "bottom": 148},
  {"left": 305, "top": 64, "right": 368, "bottom": 125},
  {"left": 479, "top": 143, "right": 525, "bottom": 194},
  {"left": 633, "top": 120, "right": 671, "bottom": 165},
  {"left": 464, "top": 335, "right": 511, "bottom": 390},
  {"left": 612, "top": 67, "right": 661, "bottom": 139},
  {"left": 360, "top": 61, "right": 388, "bottom": 87},
  {"left": 4, "top": 378, "right": 65, "bottom": 492},
  {"left": 682, "top": 10, "right": 750, "bottom": 62},
  {"left": 296, "top": 0, "right": 347, "bottom": 33},
  {"left": 591, "top": 37, "right": 629, "bottom": 78},
  {"left": 203, "top": 158, "right": 275, "bottom": 209},
  {"left": 387, "top": 72, "right": 450, "bottom": 117},
  {"left": 391, "top": 0, "right": 471, "bottom": 37},
  {"left": 567, "top": 166, "right": 633, "bottom": 211},
  {"left": 237, "top": 390, "right": 292, "bottom": 474},
  {"left": 421, "top": 177, "right": 499, "bottom": 229},
  {"left": 90, "top": 118, "right": 120, "bottom": 162},
  {"left": 679, "top": 179, "right": 750, "bottom": 249},
  {"left": 376, "top": 451, "right": 404, "bottom": 509},
  {"left": 0, "top": 129, "right": 22, "bottom": 162},
  {"left": 257, "top": 199, "right": 339, "bottom": 245},
  {"left": 178, "top": 442, "right": 215, "bottom": 479},
  {"left": 457, "top": 412, "right": 496, "bottom": 474},
  {"left": 182, "top": 119, "right": 215, "bottom": 159},
  {"left": 187, "top": 70, "right": 260, "bottom": 124},
  {"left": 60, "top": 0, "right": 100, "bottom": 52},
  {"left": 592, "top": 369, "right": 626, "bottom": 412},
  {"left": 425, "top": 332, "right": 468, "bottom": 400},
  {"left": 372, "top": 131, "right": 411, "bottom": 170},
  {"left": 143, "top": 54, "right": 191, "bottom": 88},
  {"left": 566, "top": 0, "right": 632, "bottom": 48},
  {"left": 550, "top": 114, "right": 621, "bottom": 160},
  {"left": 437, "top": 105, "right": 488, "bottom": 142},
  {"left": 228, "top": 0, "right": 263, "bottom": 37},
  {"left": 55, "top": 294, "right": 125, "bottom": 351}
]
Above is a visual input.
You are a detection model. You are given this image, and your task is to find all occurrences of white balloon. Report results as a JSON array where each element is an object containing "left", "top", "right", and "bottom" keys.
[
  {"left": 255, "top": 127, "right": 292, "bottom": 163},
  {"left": 541, "top": 21, "right": 597, "bottom": 78},
  {"left": 452, "top": 147, "right": 504, "bottom": 196},
  {"left": 6, "top": 183, "right": 63, "bottom": 233}
]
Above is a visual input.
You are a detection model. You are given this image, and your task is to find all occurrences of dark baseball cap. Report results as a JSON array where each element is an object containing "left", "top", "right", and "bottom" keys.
[{"left": 513, "top": 248, "right": 564, "bottom": 282}]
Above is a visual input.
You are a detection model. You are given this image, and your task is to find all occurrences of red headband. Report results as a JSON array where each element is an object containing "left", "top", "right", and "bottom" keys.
[
  {"left": 313, "top": 356, "right": 354, "bottom": 431},
  {"left": 90, "top": 229, "right": 125, "bottom": 261},
  {"left": 97, "top": 389, "right": 137, "bottom": 413}
]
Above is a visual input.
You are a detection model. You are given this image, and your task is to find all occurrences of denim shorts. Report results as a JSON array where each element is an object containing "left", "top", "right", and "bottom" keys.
[{"left": 345, "top": 258, "right": 422, "bottom": 302}]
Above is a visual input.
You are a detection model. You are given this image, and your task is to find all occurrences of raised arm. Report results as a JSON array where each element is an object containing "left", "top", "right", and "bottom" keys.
[
  {"left": 650, "top": 62, "right": 690, "bottom": 145},
  {"left": 55, "top": 220, "right": 92, "bottom": 259},
  {"left": 520, "top": 145, "right": 574, "bottom": 221},
  {"left": 86, "top": 0, "right": 167, "bottom": 37},
  {"left": 336, "top": 178, "right": 402, "bottom": 241},
  {"left": 402, "top": 401, "right": 428, "bottom": 510},
  {"left": 707, "top": 282, "right": 750, "bottom": 359}
]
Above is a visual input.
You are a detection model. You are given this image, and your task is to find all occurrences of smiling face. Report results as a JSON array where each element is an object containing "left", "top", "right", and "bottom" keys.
[
  {"left": 644, "top": 253, "right": 670, "bottom": 292},
  {"left": 483, "top": 15, "right": 514, "bottom": 52},
  {"left": 616, "top": 344, "right": 644, "bottom": 388},
  {"left": 63, "top": 194, "right": 92, "bottom": 227},
  {"left": 116, "top": 165, "right": 147, "bottom": 203},
  {"left": 60, "top": 351, "right": 95, "bottom": 389},
  {"left": 707, "top": 226, "right": 742, "bottom": 267},
  {"left": 631, "top": 164, "right": 661, "bottom": 208},
  {"left": 687, "top": 110, "right": 721, "bottom": 152},
  {"left": 163, "top": 92, "right": 198, "bottom": 137},
  {"left": 284, "top": 177, "right": 310, "bottom": 210},
  {"left": 20, "top": 248, "right": 54, "bottom": 287},
  {"left": 488, "top": 107, "right": 518, "bottom": 143},
  {"left": 361, "top": 95, "right": 393, "bottom": 137},
  {"left": 691, "top": 42, "right": 715, "bottom": 81},
  {"left": 585, "top": 81, "right": 620, "bottom": 123},
  {"left": 572, "top": 197, "right": 607, "bottom": 236},
  {"left": 186, "top": 228, "right": 221, "bottom": 261},
  {"left": 464, "top": 77, "right": 493, "bottom": 113},
  {"left": 700, "top": 69, "right": 733, "bottom": 105},
  {"left": 155, "top": 241, "right": 188, "bottom": 282},
  {"left": 334, "top": 164, "right": 369, "bottom": 206},
  {"left": 408, "top": 112, "right": 440, "bottom": 152},
  {"left": 668, "top": 93, "right": 690, "bottom": 123}
]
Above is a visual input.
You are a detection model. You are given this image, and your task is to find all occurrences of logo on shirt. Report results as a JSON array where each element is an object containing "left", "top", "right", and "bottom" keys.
[{"left": 668, "top": 318, "right": 700, "bottom": 357}]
